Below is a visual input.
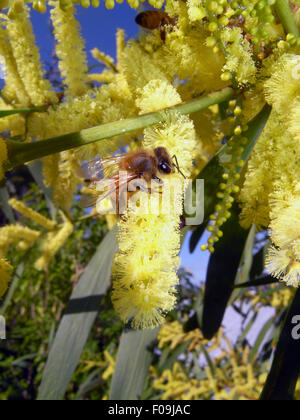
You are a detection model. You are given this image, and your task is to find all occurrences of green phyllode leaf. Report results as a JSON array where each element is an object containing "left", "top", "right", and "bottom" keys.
[{"left": 37, "top": 227, "right": 118, "bottom": 400}]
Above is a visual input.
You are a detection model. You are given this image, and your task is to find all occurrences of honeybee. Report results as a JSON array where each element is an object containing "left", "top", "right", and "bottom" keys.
[
  {"left": 135, "top": 11, "right": 177, "bottom": 42},
  {"left": 79, "top": 147, "right": 185, "bottom": 214}
]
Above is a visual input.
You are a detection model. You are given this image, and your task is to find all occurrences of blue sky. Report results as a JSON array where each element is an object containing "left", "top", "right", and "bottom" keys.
[{"left": 31, "top": 3, "right": 138, "bottom": 66}]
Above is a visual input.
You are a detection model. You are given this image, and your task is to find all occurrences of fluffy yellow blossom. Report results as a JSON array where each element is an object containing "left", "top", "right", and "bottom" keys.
[
  {"left": 165, "top": 0, "right": 190, "bottom": 32},
  {"left": 8, "top": 198, "right": 57, "bottom": 230},
  {"left": 0, "top": 27, "right": 30, "bottom": 105},
  {"left": 91, "top": 47, "right": 117, "bottom": 72},
  {"left": 0, "top": 258, "right": 13, "bottom": 298},
  {"left": 112, "top": 212, "right": 181, "bottom": 328},
  {"left": 0, "top": 224, "right": 41, "bottom": 257},
  {"left": 266, "top": 246, "right": 300, "bottom": 287},
  {"left": 136, "top": 79, "right": 182, "bottom": 115},
  {"left": 34, "top": 211, "right": 74, "bottom": 270},
  {"left": 0, "top": 113, "right": 25, "bottom": 138},
  {"left": 187, "top": 0, "right": 207, "bottom": 22},
  {"left": 264, "top": 54, "right": 300, "bottom": 117},
  {"left": 0, "top": 137, "right": 8, "bottom": 181},
  {"left": 116, "top": 28, "right": 125, "bottom": 72},
  {"left": 119, "top": 39, "right": 173, "bottom": 92},
  {"left": 52, "top": 150, "right": 81, "bottom": 210},
  {"left": 270, "top": 195, "right": 300, "bottom": 249},
  {"left": 288, "top": 98, "right": 300, "bottom": 143},
  {"left": 239, "top": 111, "right": 300, "bottom": 230},
  {"left": 87, "top": 70, "right": 115, "bottom": 84},
  {"left": 221, "top": 27, "right": 257, "bottom": 86},
  {"left": 6, "top": 2, "right": 57, "bottom": 106},
  {"left": 50, "top": 0, "right": 89, "bottom": 99},
  {"left": 112, "top": 81, "right": 196, "bottom": 329}
]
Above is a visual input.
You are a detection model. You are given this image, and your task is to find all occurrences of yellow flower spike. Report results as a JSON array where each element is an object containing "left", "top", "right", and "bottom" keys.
[
  {"left": 102, "top": 350, "right": 116, "bottom": 380},
  {"left": 91, "top": 47, "right": 117, "bottom": 72},
  {"left": 187, "top": 0, "right": 207, "bottom": 22},
  {"left": 221, "top": 27, "right": 257, "bottom": 86},
  {"left": 34, "top": 211, "right": 74, "bottom": 271},
  {"left": 116, "top": 28, "right": 125, "bottom": 71},
  {"left": 0, "top": 28, "right": 30, "bottom": 105},
  {"left": 6, "top": 2, "right": 57, "bottom": 107},
  {"left": 0, "top": 258, "right": 13, "bottom": 298},
  {"left": 112, "top": 80, "right": 196, "bottom": 329},
  {"left": 7, "top": 0, "right": 25, "bottom": 18},
  {"left": 8, "top": 198, "right": 56, "bottom": 230},
  {"left": 264, "top": 54, "right": 300, "bottom": 117},
  {"left": 265, "top": 246, "right": 300, "bottom": 287},
  {"left": 136, "top": 80, "right": 182, "bottom": 116},
  {"left": 288, "top": 98, "right": 300, "bottom": 143},
  {"left": 50, "top": 0, "right": 89, "bottom": 99},
  {"left": 87, "top": 69, "right": 115, "bottom": 84},
  {"left": 270, "top": 195, "right": 300, "bottom": 249},
  {"left": 239, "top": 109, "right": 300, "bottom": 231},
  {"left": 52, "top": 150, "right": 82, "bottom": 210},
  {"left": 0, "top": 225, "right": 41, "bottom": 257}
]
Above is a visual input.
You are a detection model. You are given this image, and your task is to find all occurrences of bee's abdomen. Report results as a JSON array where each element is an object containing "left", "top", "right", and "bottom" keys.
[{"left": 135, "top": 11, "right": 170, "bottom": 30}]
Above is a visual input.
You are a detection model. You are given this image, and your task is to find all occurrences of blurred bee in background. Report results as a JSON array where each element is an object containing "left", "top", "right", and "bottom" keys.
[
  {"left": 135, "top": 11, "right": 177, "bottom": 42},
  {"left": 79, "top": 147, "right": 185, "bottom": 215}
]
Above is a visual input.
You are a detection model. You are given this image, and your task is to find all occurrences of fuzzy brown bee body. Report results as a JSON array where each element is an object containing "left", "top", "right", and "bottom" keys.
[
  {"left": 79, "top": 147, "right": 185, "bottom": 214},
  {"left": 135, "top": 11, "right": 177, "bottom": 41}
]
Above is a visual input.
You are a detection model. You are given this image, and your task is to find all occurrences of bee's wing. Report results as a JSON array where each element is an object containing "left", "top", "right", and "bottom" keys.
[
  {"left": 77, "top": 155, "right": 126, "bottom": 183},
  {"left": 78, "top": 192, "right": 99, "bottom": 209},
  {"left": 79, "top": 172, "right": 140, "bottom": 209}
]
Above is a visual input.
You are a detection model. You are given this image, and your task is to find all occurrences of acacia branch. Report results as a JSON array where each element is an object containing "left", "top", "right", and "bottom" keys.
[{"left": 7, "top": 87, "right": 234, "bottom": 168}]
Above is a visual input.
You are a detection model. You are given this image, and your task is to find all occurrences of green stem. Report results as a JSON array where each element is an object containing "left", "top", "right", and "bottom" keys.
[
  {"left": 0, "top": 106, "right": 48, "bottom": 118},
  {"left": 7, "top": 87, "right": 234, "bottom": 168},
  {"left": 275, "top": 0, "right": 300, "bottom": 37}
]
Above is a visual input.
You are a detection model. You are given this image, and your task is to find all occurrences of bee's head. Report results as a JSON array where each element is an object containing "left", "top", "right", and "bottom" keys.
[{"left": 154, "top": 147, "right": 174, "bottom": 175}]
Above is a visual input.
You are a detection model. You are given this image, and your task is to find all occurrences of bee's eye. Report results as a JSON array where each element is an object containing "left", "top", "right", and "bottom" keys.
[{"left": 159, "top": 161, "right": 171, "bottom": 174}]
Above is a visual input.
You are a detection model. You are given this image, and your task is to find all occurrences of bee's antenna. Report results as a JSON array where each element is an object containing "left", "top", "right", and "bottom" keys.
[{"left": 172, "top": 155, "right": 186, "bottom": 179}]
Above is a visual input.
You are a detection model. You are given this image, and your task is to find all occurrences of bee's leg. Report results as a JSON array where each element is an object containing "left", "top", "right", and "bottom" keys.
[
  {"left": 159, "top": 19, "right": 167, "bottom": 42},
  {"left": 160, "top": 28, "right": 166, "bottom": 42},
  {"left": 136, "top": 184, "right": 152, "bottom": 194},
  {"left": 152, "top": 175, "right": 163, "bottom": 185}
]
